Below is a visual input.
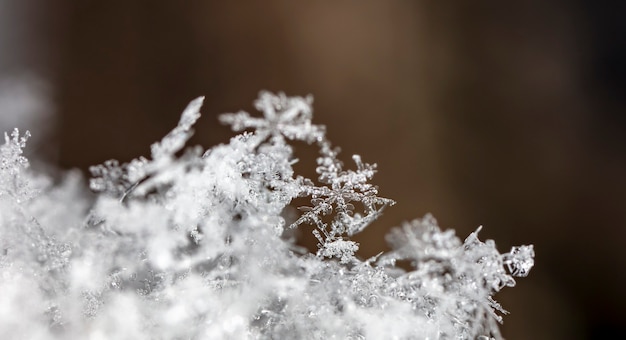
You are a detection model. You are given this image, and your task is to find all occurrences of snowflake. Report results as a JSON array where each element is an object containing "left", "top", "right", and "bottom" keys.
[
  {"left": 504, "top": 245, "right": 535, "bottom": 277},
  {"left": 0, "top": 128, "right": 30, "bottom": 172},
  {"left": 220, "top": 91, "right": 325, "bottom": 144},
  {"left": 221, "top": 92, "right": 394, "bottom": 262},
  {"left": 0, "top": 128, "right": 36, "bottom": 202},
  {"left": 294, "top": 145, "right": 395, "bottom": 261}
]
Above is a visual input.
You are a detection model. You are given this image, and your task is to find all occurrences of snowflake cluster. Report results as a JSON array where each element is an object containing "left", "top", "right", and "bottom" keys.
[{"left": 0, "top": 91, "right": 533, "bottom": 339}]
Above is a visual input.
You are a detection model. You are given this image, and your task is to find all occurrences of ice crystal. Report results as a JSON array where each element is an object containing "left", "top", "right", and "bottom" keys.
[
  {"left": 0, "top": 129, "right": 32, "bottom": 200},
  {"left": 220, "top": 91, "right": 325, "bottom": 144},
  {"left": 90, "top": 96, "right": 204, "bottom": 200},
  {"left": 0, "top": 91, "right": 534, "bottom": 339},
  {"left": 380, "top": 216, "right": 535, "bottom": 338},
  {"left": 504, "top": 245, "right": 535, "bottom": 277}
]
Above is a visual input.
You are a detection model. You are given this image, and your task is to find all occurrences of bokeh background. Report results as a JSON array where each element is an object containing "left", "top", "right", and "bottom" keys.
[{"left": 1, "top": 1, "right": 625, "bottom": 339}]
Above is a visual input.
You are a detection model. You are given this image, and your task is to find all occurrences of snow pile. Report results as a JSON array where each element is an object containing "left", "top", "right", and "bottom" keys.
[{"left": 0, "top": 92, "right": 533, "bottom": 339}]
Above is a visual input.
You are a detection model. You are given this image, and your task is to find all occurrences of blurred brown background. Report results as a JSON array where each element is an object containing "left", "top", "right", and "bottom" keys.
[{"left": 2, "top": 1, "right": 625, "bottom": 339}]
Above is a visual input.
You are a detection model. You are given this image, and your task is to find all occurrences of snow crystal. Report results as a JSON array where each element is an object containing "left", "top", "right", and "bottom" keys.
[{"left": 0, "top": 91, "right": 533, "bottom": 339}]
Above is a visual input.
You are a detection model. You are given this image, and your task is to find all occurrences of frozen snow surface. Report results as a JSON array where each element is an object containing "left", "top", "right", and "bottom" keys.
[{"left": 0, "top": 92, "right": 533, "bottom": 339}]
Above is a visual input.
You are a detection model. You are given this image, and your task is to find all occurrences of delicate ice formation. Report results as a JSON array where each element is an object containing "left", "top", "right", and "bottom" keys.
[{"left": 0, "top": 91, "right": 534, "bottom": 339}]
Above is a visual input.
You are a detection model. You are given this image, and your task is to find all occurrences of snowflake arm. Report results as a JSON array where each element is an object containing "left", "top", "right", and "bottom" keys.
[
  {"left": 90, "top": 97, "right": 204, "bottom": 200},
  {"left": 151, "top": 96, "right": 204, "bottom": 160}
]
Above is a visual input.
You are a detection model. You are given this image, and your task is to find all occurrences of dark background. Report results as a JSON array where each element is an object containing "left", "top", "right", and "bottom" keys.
[{"left": 1, "top": 1, "right": 625, "bottom": 339}]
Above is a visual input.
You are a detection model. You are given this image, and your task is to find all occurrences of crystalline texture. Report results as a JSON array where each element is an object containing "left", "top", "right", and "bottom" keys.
[
  {"left": 504, "top": 245, "right": 535, "bottom": 277},
  {"left": 0, "top": 91, "right": 533, "bottom": 340},
  {"left": 90, "top": 97, "right": 204, "bottom": 200},
  {"left": 220, "top": 91, "right": 325, "bottom": 144},
  {"left": 0, "top": 129, "right": 33, "bottom": 201}
]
